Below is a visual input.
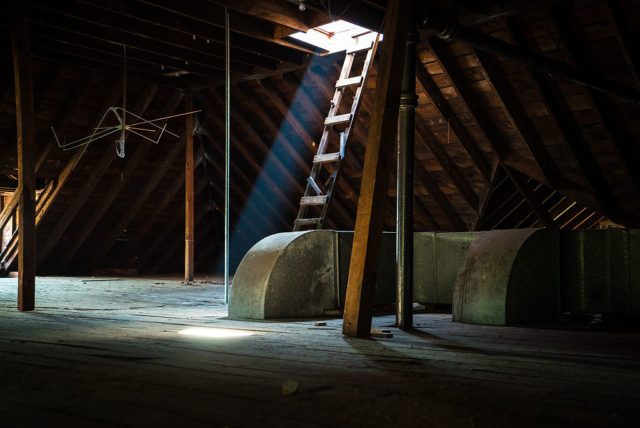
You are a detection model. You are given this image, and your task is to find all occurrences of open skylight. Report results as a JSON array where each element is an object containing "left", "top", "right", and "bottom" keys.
[{"left": 288, "top": 20, "right": 381, "bottom": 54}]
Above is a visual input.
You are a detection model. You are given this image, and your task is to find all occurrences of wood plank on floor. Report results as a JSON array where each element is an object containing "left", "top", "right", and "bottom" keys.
[{"left": 0, "top": 277, "right": 639, "bottom": 427}]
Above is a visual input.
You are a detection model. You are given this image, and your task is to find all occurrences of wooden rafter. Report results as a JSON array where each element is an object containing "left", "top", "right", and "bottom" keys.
[
  {"left": 551, "top": 4, "right": 640, "bottom": 197},
  {"left": 198, "top": 120, "right": 288, "bottom": 234},
  {"left": 29, "top": 2, "right": 271, "bottom": 75},
  {"left": 230, "top": 85, "right": 307, "bottom": 195},
  {"left": 205, "top": 0, "right": 328, "bottom": 33},
  {"left": 429, "top": 38, "right": 557, "bottom": 228},
  {"left": 471, "top": 49, "right": 558, "bottom": 186},
  {"left": 1, "top": 73, "right": 96, "bottom": 249},
  {"left": 80, "top": 0, "right": 304, "bottom": 66},
  {"left": 503, "top": 18, "right": 619, "bottom": 221},
  {"left": 134, "top": 0, "right": 319, "bottom": 54},
  {"left": 413, "top": 116, "right": 479, "bottom": 212},
  {"left": 603, "top": 0, "right": 640, "bottom": 85},
  {"left": 200, "top": 93, "right": 295, "bottom": 230},
  {"left": 505, "top": 166, "right": 556, "bottom": 229},
  {"left": 415, "top": 57, "right": 491, "bottom": 180}
]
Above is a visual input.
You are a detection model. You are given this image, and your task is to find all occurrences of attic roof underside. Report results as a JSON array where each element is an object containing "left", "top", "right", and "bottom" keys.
[{"left": 1, "top": 0, "right": 639, "bottom": 274}]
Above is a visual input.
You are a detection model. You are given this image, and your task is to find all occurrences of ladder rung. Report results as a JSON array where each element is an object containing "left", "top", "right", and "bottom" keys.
[
  {"left": 300, "top": 195, "right": 328, "bottom": 206},
  {"left": 313, "top": 152, "right": 341, "bottom": 164},
  {"left": 294, "top": 218, "right": 322, "bottom": 226},
  {"left": 347, "top": 41, "right": 374, "bottom": 54},
  {"left": 336, "top": 76, "right": 363, "bottom": 88},
  {"left": 325, "top": 113, "right": 352, "bottom": 126}
]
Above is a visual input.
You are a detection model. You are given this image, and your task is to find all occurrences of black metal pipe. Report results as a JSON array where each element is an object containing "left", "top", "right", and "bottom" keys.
[
  {"left": 396, "top": 22, "right": 417, "bottom": 330},
  {"left": 421, "top": 12, "right": 640, "bottom": 104}
]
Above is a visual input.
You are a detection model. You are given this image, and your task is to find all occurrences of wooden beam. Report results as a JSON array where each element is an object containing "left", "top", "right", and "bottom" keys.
[
  {"left": 414, "top": 159, "right": 468, "bottom": 231},
  {"left": 134, "top": 0, "right": 319, "bottom": 54},
  {"left": 501, "top": 20, "right": 617, "bottom": 220},
  {"left": 604, "top": 0, "right": 640, "bottom": 85},
  {"left": 472, "top": 49, "right": 558, "bottom": 186},
  {"left": 25, "top": 48, "right": 195, "bottom": 90},
  {"left": 415, "top": 58, "right": 491, "bottom": 180},
  {"left": 428, "top": 40, "right": 510, "bottom": 170},
  {"left": 504, "top": 167, "right": 556, "bottom": 229},
  {"left": 197, "top": 120, "right": 287, "bottom": 234},
  {"left": 413, "top": 116, "right": 479, "bottom": 211},
  {"left": 498, "top": 20, "right": 602, "bottom": 207},
  {"left": 11, "top": 1, "right": 36, "bottom": 311},
  {"left": 342, "top": 0, "right": 412, "bottom": 338},
  {"left": 205, "top": 0, "right": 328, "bottom": 33},
  {"left": 201, "top": 91, "right": 297, "bottom": 228},
  {"left": 551, "top": 4, "right": 640, "bottom": 198},
  {"left": 29, "top": 2, "right": 270, "bottom": 73},
  {"left": 229, "top": 85, "right": 306, "bottom": 195},
  {"left": 185, "top": 93, "right": 195, "bottom": 282},
  {"left": 429, "top": 39, "right": 561, "bottom": 226},
  {"left": 29, "top": 28, "right": 223, "bottom": 79},
  {"left": 81, "top": 0, "right": 304, "bottom": 66}
]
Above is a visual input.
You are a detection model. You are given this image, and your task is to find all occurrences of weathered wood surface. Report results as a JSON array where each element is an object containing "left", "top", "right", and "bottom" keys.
[
  {"left": 185, "top": 93, "right": 195, "bottom": 282},
  {"left": 343, "top": 0, "right": 412, "bottom": 337},
  {"left": 11, "top": 1, "right": 36, "bottom": 311},
  {"left": 0, "top": 276, "right": 639, "bottom": 426}
]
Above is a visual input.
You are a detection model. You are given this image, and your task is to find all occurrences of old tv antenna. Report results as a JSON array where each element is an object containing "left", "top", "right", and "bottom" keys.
[{"left": 52, "top": 44, "right": 200, "bottom": 158}]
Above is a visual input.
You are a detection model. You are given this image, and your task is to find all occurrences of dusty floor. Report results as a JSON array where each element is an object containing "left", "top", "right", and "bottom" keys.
[{"left": 0, "top": 276, "right": 639, "bottom": 427}]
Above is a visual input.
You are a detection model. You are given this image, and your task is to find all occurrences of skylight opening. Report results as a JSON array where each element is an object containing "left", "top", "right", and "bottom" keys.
[{"left": 288, "top": 20, "right": 381, "bottom": 54}]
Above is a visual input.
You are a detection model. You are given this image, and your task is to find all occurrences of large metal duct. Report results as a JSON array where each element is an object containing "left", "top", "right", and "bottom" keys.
[
  {"left": 452, "top": 229, "right": 560, "bottom": 325},
  {"left": 229, "top": 230, "right": 482, "bottom": 320}
]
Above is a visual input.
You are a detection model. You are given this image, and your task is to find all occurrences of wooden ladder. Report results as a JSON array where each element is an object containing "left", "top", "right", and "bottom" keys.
[{"left": 293, "top": 34, "right": 380, "bottom": 231}]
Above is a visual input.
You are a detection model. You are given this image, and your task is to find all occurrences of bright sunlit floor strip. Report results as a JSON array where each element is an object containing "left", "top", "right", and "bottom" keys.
[{"left": 179, "top": 327, "right": 255, "bottom": 338}]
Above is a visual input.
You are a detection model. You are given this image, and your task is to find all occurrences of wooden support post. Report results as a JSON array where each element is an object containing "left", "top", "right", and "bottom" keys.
[
  {"left": 11, "top": 2, "right": 36, "bottom": 311},
  {"left": 185, "top": 92, "right": 195, "bottom": 282},
  {"left": 342, "top": 0, "right": 412, "bottom": 338}
]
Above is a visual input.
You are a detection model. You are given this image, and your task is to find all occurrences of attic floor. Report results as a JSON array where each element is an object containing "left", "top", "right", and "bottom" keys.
[{"left": 0, "top": 276, "right": 639, "bottom": 427}]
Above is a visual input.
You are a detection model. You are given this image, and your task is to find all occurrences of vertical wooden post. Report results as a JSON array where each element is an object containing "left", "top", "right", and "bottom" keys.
[
  {"left": 342, "top": 0, "right": 413, "bottom": 337},
  {"left": 185, "top": 92, "right": 195, "bottom": 282},
  {"left": 11, "top": 1, "right": 36, "bottom": 311}
]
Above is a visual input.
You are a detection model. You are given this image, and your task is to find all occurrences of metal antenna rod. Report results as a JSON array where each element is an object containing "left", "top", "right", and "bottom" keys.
[
  {"left": 122, "top": 44, "right": 127, "bottom": 145},
  {"left": 224, "top": 7, "right": 231, "bottom": 304}
]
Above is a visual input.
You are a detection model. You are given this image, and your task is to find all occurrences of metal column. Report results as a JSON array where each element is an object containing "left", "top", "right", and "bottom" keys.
[
  {"left": 396, "top": 23, "right": 417, "bottom": 329},
  {"left": 224, "top": 7, "right": 231, "bottom": 303}
]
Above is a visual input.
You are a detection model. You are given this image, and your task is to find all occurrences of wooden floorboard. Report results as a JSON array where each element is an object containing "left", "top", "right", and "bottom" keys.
[{"left": 0, "top": 276, "right": 639, "bottom": 427}]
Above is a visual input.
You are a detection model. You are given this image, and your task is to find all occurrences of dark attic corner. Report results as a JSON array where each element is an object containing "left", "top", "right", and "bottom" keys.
[{"left": 1, "top": 0, "right": 640, "bottom": 426}]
